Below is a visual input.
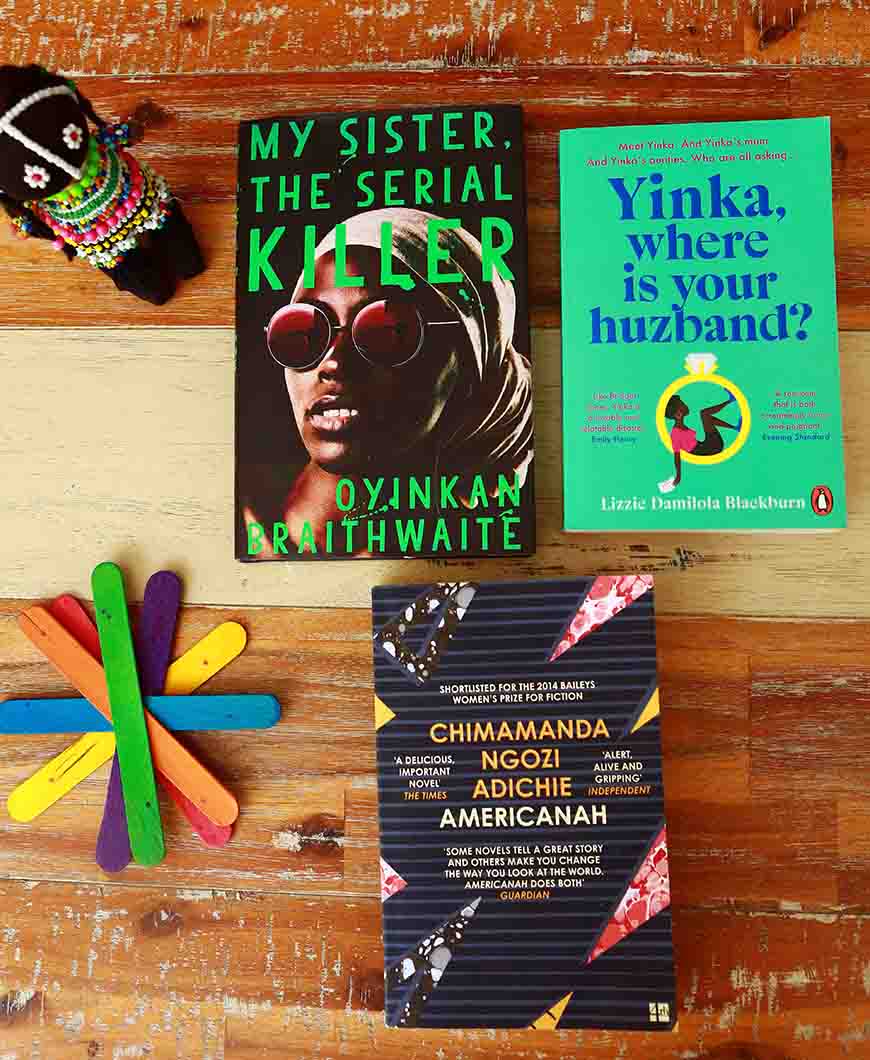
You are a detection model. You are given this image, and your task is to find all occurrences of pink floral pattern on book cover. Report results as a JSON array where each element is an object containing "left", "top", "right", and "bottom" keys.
[
  {"left": 380, "top": 857, "right": 408, "bottom": 901},
  {"left": 587, "top": 826, "right": 670, "bottom": 964},
  {"left": 550, "top": 575, "right": 654, "bottom": 661}
]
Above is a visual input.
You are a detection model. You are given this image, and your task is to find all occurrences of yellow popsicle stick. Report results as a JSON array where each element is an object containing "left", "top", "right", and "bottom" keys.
[
  {"left": 164, "top": 622, "right": 247, "bottom": 695},
  {"left": 8, "top": 622, "right": 248, "bottom": 822},
  {"left": 7, "top": 732, "right": 116, "bottom": 822}
]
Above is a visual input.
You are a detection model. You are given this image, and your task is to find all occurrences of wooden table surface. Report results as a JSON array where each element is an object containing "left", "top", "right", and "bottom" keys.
[{"left": 2, "top": 4, "right": 870, "bottom": 1058}]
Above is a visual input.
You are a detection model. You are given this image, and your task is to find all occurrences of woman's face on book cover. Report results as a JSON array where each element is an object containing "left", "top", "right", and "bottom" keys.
[{"left": 284, "top": 246, "right": 462, "bottom": 474}]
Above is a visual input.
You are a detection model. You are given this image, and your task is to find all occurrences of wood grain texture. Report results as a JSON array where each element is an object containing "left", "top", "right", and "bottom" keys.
[
  {"left": 0, "top": 326, "right": 864, "bottom": 616},
  {"left": 0, "top": 608, "right": 869, "bottom": 1056},
  {"left": 1, "top": 68, "right": 870, "bottom": 328},
  {"left": 0, "top": 891, "right": 866, "bottom": 1059},
  {"left": 2, "top": 0, "right": 870, "bottom": 72},
  {"left": 0, "top": 17, "right": 866, "bottom": 1053}
]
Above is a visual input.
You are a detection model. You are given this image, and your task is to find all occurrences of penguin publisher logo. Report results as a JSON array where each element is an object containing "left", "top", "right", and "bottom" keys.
[{"left": 811, "top": 485, "right": 834, "bottom": 516}]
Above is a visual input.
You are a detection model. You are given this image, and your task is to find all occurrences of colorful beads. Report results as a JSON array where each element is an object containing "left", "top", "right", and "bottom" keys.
[{"left": 26, "top": 130, "right": 172, "bottom": 270}]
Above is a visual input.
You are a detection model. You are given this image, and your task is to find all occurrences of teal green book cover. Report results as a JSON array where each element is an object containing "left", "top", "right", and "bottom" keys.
[{"left": 560, "top": 118, "right": 846, "bottom": 531}]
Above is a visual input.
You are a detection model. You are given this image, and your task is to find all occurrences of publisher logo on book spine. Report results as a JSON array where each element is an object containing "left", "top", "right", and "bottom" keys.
[{"left": 811, "top": 485, "right": 834, "bottom": 516}]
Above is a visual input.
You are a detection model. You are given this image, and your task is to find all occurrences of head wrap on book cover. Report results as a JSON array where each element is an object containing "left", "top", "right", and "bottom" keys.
[{"left": 297, "top": 207, "right": 534, "bottom": 493}]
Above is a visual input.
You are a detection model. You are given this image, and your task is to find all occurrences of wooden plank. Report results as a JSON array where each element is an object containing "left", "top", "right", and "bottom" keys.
[
  {"left": 1, "top": 68, "right": 870, "bottom": 327},
  {"left": 0, "top": 326, "right": 865, "bottom": 616},
  {"left": 0, "top": 880, "right": 865, "bottom": 1058},
  {"left": 3, "top": 0, "right": 870, "bottom": 73},
  {"left": 0, "top": 608, "right": 866, "bottom": 908},
  {"left": 0, "top": 610, "right": 866, "bottom": 1050}
]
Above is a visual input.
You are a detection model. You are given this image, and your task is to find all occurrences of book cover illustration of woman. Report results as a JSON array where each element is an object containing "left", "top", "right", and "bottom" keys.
[
  {"left": 659, "top": 389, "right": 742, "bottom": 493},
  {"left": 241, "top": 207, "right": 534, "bottom": 557}
]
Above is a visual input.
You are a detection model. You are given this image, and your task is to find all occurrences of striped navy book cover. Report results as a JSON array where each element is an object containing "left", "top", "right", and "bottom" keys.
[{"left": 372, "top": 576, "right": 676, "bottom": 1030}]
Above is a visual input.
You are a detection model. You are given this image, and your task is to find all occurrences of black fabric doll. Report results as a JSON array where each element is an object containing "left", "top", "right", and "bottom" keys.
[{"left": 0, "top": 64, "right": 204, "bottom": 304}]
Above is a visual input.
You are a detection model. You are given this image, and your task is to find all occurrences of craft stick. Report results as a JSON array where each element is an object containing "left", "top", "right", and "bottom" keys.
[
  {"left": 137, "top": 572, "right": 182, "bottom": 693},
  {"left": 7, "top": 732, "right": 116, "bottom": 822},
  {"left": 164, "top": 621, "right": 247, "bottom": 694},
  {"left": 95, "top": 756, "right": 130, "bottom": 871},
  {"left": 0, "top": 693, "right": 280, "bottom": 735},
  {"left": 49, "top": 595, "right": 101, "bottom": 660},
  {"left": 92, "top": 562, "right": 165, "bottom": 867},
  {"left": 97, "top": 571, "right": 181, "bottom": 873},
  {"left": 51, "top": 594, "right": 129, "bottom": 871},
  {"left": 18, "top": 606, "right": 239, "bottom": 827},
  {"left": 148, "top": 601, "right": 241, "bottom": 848},
  {"left": 160, "top": 774, "right": 233, "bottom": 847},
  {"left": 3, "top": 693, "right": 278, "bottom": 827}
]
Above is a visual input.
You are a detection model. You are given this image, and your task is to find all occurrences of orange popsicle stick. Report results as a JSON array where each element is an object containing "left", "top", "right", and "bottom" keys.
[{"left": 19, "top": 605, "right": 239, "bottom": 828}]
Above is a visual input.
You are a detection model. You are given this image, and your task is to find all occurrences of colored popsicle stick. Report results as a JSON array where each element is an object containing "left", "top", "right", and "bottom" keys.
[
  {"left": 7, "top": 732, "right": 116, "bottom": 822},
  {"left": 137, "top": 572, "right": 182, "bottom": 694},
  {"left": 95, "top": 756, "right": 129, "bottom": 871},
  {"left": 159, "top": 774, "right": 233, "bottom": 847},
  {"left": 135, "top": 581, "right": 233, "bottom": 848},
  {"left": 164, "top": 622, "right": 247, "bottom": 694},
  {"left": 50, "top": 594, "right": 101, "bottom": 660},
  {"left": 51, "top": 594, "right": 129, "bottom": 870},
  {"left": 18, "top": 606, "right": 239, "bottom": 827},
  {"left": 97, "top": 571, "right": 181, "bottom": 873},
  {"left": 0, "top": 693, "right": 280, "bottom": 735},
  {"left": 130, "top": 616, "right": 246, "bottom": 847},
  {"left": 91, "top": 562, "right": 165, "bottom": 867}
]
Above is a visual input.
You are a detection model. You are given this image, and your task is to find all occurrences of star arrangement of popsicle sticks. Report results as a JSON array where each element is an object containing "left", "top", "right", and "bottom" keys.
[{"left": 3, "top": 564, "right": 282, "bottom": 872}]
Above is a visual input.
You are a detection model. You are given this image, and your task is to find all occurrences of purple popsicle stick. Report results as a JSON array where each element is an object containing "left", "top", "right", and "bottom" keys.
[
  {"left": 96, "top": 571, "right": 181, "bottom": 873},
  {"left": 97, "top": 756, "right": 129, "bottom": 872}
]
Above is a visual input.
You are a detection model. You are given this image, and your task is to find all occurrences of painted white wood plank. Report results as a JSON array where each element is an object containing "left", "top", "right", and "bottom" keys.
[{"left": 0, "top": 327, "right": 865, "bottom": 616}]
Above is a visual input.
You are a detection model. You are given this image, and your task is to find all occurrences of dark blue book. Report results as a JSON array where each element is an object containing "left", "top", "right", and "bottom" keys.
[{"left": 372, "top": 576, "right": 676, "bottom": 1030}]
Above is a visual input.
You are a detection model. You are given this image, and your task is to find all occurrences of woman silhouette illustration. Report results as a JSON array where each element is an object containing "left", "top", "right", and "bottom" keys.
[{"left": 661, "top": 389, "right": 741, "bottom": 491}]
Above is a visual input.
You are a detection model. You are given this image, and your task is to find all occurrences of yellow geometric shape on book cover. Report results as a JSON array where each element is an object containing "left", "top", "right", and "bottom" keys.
[
  {"left": 629, "top": 687, "right": 660, "bottom": 734},
  {"left": 374, "top": 695, "right": 396, "bottom": 731},
  {"left": 529, "top": 991, "right": 573, "bottom": 1029}
]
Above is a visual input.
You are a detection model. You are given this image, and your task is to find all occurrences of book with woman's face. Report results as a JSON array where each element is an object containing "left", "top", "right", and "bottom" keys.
[{"left": 234, "top": 105, "right": 535, "bottom": 561}]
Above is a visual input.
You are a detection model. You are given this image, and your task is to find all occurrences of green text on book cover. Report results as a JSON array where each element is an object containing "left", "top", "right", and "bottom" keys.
[{"left": 560, "top": 118, "right": 845, "bottom": 530}]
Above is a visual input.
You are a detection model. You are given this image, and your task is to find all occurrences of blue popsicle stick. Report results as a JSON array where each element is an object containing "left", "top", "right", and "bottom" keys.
[{"left": 0, "top": 694, "right": 281, "bottom": 734}]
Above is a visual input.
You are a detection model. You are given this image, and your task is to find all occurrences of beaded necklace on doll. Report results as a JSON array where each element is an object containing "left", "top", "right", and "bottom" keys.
[
  {"left": 0, "top": 64, "right": 203, "bottom": 304},
  {"left": 11, "top": 121, "right": 172, "bottom": 270}
]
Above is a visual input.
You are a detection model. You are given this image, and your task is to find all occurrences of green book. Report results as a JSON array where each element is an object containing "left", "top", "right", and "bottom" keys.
[{"left": 560, "top": 118, "right": 846, "bottom": 531}]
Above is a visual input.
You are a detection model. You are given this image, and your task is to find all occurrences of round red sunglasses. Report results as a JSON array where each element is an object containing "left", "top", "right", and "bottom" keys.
[{"left": 265, "top": 299, "right": 459, "bottom": 371}]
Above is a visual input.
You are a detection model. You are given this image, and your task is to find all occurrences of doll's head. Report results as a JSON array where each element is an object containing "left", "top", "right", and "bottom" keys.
[{"left": 0, "top": 64, "right": 91, "bottom": 202}]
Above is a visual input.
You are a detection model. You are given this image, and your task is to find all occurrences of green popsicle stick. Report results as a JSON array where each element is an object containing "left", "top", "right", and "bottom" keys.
[{"left": 91, "top": 562, "right": 165, "bottom": 866}]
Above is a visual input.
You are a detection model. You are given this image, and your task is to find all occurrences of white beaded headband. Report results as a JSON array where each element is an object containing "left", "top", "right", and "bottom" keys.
[{"left": 0, "top": 85, "right": 83, "bottom": 180}]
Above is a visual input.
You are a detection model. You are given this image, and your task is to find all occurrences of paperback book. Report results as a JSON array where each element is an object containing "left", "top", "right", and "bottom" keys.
[
  {"left": 235, "top": 105, "right": 534, "bottom": 560},
  {"left": 372, "top": 576, "right": 676, "bottom": 1030},
  {"left": 560, "top": 118, "right": 845, "bottom": 531}
]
